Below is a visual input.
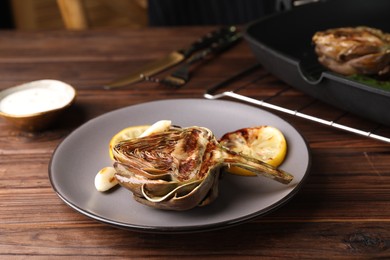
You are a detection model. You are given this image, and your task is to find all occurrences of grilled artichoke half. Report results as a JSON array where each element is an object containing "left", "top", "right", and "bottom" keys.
[
  {"left": 312, "top": 26, "right": 390, "bottom": 76},
  {"left": 112, "top": 126, "right": 293, "bottom": 211}
]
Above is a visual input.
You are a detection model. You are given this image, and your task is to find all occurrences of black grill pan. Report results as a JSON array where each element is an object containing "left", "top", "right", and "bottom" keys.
[{"left": 244, "top": 0, "right": 390, "bottom": 126}]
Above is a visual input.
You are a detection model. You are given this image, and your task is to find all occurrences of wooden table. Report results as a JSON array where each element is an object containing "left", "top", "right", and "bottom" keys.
[{"left": 1, "top": 27, "right": 389, "bottom": 259}]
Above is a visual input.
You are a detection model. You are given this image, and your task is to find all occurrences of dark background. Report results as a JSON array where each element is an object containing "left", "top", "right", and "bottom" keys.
[
  {"left": 0, "top": 1, "right": 14, "bottom": 29},
  {"left": 0, "top": 0, "right": 289, "bottom": 29}
]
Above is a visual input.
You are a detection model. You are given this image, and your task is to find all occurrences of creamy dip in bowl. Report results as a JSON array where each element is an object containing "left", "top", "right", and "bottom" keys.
[{"left": 0, "top": 80, "right": 76, "bottom": 131}]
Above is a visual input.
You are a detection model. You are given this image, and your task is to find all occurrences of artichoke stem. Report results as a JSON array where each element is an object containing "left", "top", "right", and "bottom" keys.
[{"left": 221, "top": 147, "right": 293, "bottom": 184}]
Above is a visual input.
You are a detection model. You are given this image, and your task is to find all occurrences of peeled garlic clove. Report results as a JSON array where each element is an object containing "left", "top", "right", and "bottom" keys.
[
  {"left": 95, "top": 166, "right": 118, "bottom": 192},
  {"left": 139, "top": 120, "right": 171, "bottom": 137}
]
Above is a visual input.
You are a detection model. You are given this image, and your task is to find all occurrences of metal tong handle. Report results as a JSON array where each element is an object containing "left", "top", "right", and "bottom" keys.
[{"left": 204, "top": 64, "right": 390, "bottom": 143}]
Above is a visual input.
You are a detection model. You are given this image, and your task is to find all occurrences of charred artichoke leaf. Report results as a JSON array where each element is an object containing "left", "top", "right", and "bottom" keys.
[
  {"left": 134, "top": 166, "right": 221, "bottom": 211},
  {"left": 142, "top": 179, "right": 202, "bottom": 203},
  {"left": 113, "top": 126, "right": 293, "bottom": 211},
  {"left": 114, "top": 162, "right": 176, "bottom": 197}
]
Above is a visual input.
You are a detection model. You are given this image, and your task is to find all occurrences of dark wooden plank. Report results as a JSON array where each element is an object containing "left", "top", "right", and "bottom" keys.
[
  {"left": 0, "top": 27, "right": 390, "bottom": 259},
  {"left": 1, "top": 222, "right": 389, "bottom": 258}
]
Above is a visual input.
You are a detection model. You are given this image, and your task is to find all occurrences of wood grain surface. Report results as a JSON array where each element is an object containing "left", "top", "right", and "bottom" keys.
[{"left": 0, "top": 27, "right": 389, "bottom": 259}]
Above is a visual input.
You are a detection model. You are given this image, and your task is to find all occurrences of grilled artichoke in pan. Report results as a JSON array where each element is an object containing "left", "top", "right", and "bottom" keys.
[
  {"left": 313, "top": 26, "right": 390, "bottom": 76},
  {"left": 113, "top": 126, "right": 293, "bottom": 211}
]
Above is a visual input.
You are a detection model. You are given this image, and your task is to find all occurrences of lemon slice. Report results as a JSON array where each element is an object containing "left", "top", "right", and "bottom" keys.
[
  {"left": 108, "top": 120, "right": 172, "bottom": 160},
  {"left": 219, "top": 126, "right": 287, "bottom": 176}
]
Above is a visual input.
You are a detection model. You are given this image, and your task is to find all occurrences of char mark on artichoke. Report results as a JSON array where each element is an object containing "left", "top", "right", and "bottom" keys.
[{"left": 112, "top": 126, "right": 293, "bottom": 211}]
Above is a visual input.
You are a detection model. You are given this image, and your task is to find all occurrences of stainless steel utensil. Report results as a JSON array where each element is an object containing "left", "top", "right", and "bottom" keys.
[
  {"left": 143, "top": 31, "right": 242, "bottom": 87},
  {"left": 105, "top": 26, "right": 238, "bottom": 89}
]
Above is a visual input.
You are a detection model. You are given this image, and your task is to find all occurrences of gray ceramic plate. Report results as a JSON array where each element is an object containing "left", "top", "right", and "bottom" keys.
[{"left": 49, "top": 99, "right": 310, "bottom": 233}]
